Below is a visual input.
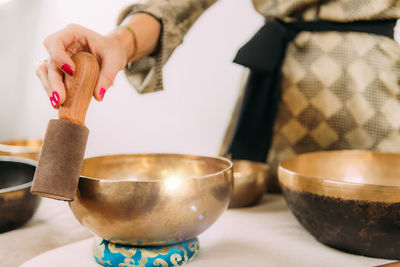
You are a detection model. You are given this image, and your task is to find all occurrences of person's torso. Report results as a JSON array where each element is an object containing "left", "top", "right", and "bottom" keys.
[{"left": 252, "top": 0, "right": 400, "bottom": 22}]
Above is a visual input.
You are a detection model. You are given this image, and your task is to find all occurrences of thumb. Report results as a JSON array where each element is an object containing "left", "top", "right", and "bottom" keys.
[{"left": 94, "top": 55, "right": 122, "bottom": 101}]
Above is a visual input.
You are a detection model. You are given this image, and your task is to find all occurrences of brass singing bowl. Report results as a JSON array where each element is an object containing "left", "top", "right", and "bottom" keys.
[
  {"left": 69, "top": 154, "right": 233, "bottom": 246},
  {"left": 278, "top": 150, "right": 400, "bottom": 260},
  {"left": 228, "top": 160, "right": 269, "bottom": 208},
  {"left": 0, "top": 156, "right": 40, "bottom": 233},
  {"left": 0, "top": 139, "right": 42, "bottom": 161}
]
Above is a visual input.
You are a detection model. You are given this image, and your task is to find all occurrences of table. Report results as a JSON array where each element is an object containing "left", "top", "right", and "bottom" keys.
[
  {"left": 14, "top": 195, "right": 396, "bottom": 266},
  {"left": 0, "top": 197, "right": 91, "bottom": 267}
]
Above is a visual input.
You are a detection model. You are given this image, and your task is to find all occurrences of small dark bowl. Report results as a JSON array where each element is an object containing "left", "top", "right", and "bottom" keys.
[
  {"left": 278, "top": 150, "right": 400, "bottom": 260},
  {"left": 0, "top": 156, "right": 40, "bottom": 233}
]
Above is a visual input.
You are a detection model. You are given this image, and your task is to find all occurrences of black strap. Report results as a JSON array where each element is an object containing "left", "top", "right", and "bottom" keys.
[
  {"left": 284, "top": 19, "right": 396, "bottom": 39},
  {"left": 228, "top": 19, "right": 396, "bottom": 162}
]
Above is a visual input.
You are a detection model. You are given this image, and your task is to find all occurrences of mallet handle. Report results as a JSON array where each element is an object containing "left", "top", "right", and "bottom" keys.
[{"left": 59, "top": 52, "right": 99, "bottom": 125}]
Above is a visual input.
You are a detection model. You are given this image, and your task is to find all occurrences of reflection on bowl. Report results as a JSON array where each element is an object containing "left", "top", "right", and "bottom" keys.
[
  {"left": 0, "top": 139, "right": 42, "bottom": 161},
  {"left": 0, "top": 156, "right": 41, "bottom": 233},
  {"left": 229, "top": 160, "right": 269, "bottom": 208},
  {"left": 278, "top": 150, "right": 400, "bottom": 260},
  {"left": 69, "top": 154, "right": 233, "bottom": 246}
]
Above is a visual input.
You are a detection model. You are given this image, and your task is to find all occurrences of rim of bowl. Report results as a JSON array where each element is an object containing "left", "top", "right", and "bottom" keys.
[
  {"left": 232, "top": 159, "right": 269, "bottom": 171},
  {"left": 279, "top": 150, "right": 400, "bottom": 188},
  {"left": 278, "top": 150, "right": 400, "bottom": 202},
  {"left": 0, "top": 156, "right": 37, "bottom": 194},
  {"left": 0, "top": 139, "right": 42, "bottom": 154},
  {"left": 80, "top": 153, "right": 233, "bottom": 182}
]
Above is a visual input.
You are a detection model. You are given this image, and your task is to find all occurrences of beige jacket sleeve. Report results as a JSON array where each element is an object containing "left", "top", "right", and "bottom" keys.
[{"left": 117, "top": 0, "right": 217, "bottom": 94}]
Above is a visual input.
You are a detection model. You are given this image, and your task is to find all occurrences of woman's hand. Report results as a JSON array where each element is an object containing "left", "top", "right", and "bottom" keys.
[
  {"left": 36, "top": 24, "right": 133, "bottom": 108},
  {"left": 36, "top": 13, "right": 161, "bottom": 108}
]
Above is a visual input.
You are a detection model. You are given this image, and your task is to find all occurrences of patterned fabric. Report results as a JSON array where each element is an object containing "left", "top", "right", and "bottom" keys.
[
  {"left": 93, "top": 237, "right": 200, "bottom": 267},
  {"left": 266, "top": 31, "right": 400, "bottom": 191},
  {"left": 253, "top": 0, "right": 400, "bottom": 22}
]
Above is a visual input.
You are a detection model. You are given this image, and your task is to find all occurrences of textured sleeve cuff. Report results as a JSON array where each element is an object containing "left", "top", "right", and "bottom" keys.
[{"left": 117, "top": 4, "right": 184, "bottom": 94}]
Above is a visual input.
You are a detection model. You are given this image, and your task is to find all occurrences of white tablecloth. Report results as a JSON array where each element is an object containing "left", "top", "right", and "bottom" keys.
[
  {"left": 0, "top": 198, "right": 91, "bottom": 267},
  {"left": 19, "top": 195, "right": 396, "bottom": 267}
]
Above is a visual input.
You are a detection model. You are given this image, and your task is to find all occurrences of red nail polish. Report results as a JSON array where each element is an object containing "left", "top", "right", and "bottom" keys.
[
  {"left": 50, "top": 97, "right": 57, "bottom": 108},
  {"left": 99, "top": 88, "right": 106, "bottom": 100},
  {"left": 61, "top": 64, "right": 74, "bottom": 76},
  {"left": 50, "top": 91, "right": 59, "bottom": 108},
  {"left": 52, "top": 91, "right": 60, "bottom": 102}
]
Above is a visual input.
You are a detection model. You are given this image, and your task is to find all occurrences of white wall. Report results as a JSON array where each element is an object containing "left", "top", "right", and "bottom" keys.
[
  {"left": 0, "top": 0, "right": 40, "bottom": 140},
  {"left": 0, "top": 0, "right": 262, "bottom": 157}
]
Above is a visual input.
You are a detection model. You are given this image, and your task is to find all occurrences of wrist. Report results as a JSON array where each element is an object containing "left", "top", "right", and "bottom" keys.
[
  {"left": 121, "top": 13, "right": 161, "bottom": 62},
  {"left": 108, "top": 27, "right": 135, "bottom": 65}
]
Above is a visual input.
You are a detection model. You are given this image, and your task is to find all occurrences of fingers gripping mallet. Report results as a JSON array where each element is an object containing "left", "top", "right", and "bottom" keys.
[{"left": 31, "top": 52, "right": 99, "bottom": 201}]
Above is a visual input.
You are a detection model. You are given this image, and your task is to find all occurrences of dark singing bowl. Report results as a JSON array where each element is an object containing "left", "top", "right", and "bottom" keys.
[
  {"left": 0, "top": 156, "right": 40, "bottom": 233},
  {"left": 69, "top": 154, "right": 233, "bottom": 246},
  {"left": 278, "top": 150, "right": 400, "bottom": 260}
]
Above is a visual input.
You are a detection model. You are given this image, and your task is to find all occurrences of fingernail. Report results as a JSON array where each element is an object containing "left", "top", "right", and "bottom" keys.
[
  {"left": 50, "top": 97, "right": 57, "bottom": 108},
  {"left": 99, "top": 88, "right": 106, "bottom": 100},
  {"left": 50, "top": 91, "right": 59, "bottom": 108},
  {"left": 52, "top": 91, "right": 60, "bottom": 102},
  {"left": 61, "top": 64, "right": 74, "bottom": 76}
]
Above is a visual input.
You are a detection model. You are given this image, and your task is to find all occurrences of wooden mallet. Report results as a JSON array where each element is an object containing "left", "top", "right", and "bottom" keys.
[{"left": 31, "top": 52, "right": 99, "bottom": 201}]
